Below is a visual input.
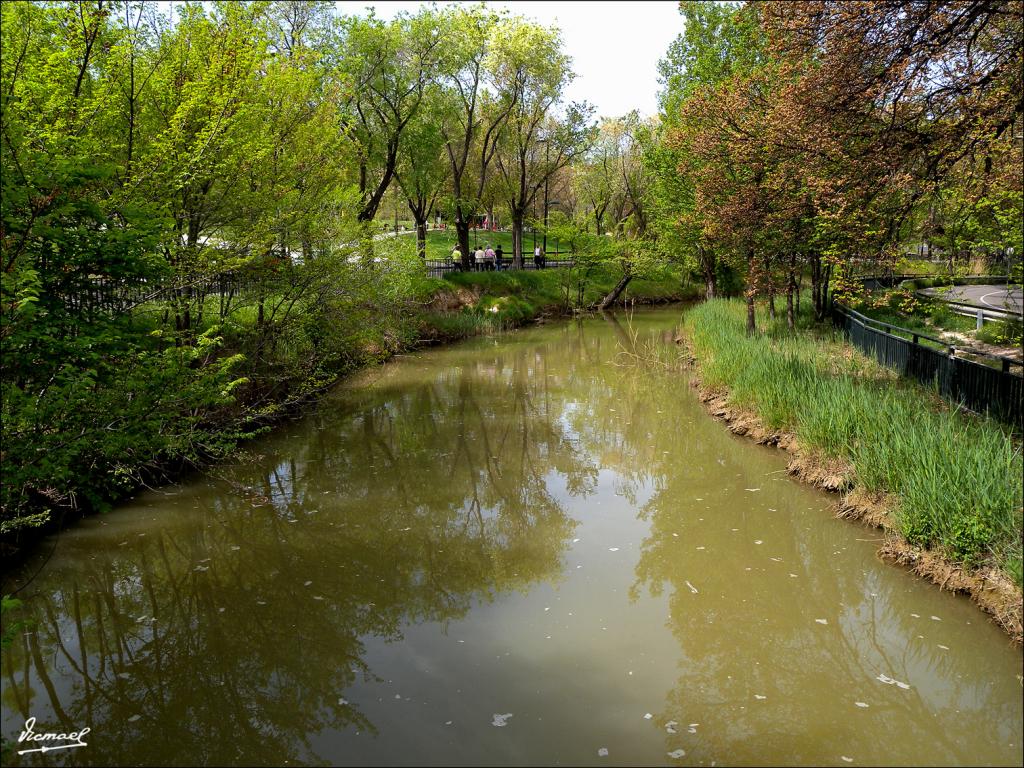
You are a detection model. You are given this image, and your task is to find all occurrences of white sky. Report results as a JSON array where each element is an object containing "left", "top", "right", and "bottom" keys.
[{"left": 335, "top": 1, "right": 686, "bottom": 119}]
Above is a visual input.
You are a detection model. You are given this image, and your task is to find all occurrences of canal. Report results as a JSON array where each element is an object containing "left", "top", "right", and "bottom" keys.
[{"left": 2, "top": 308, "right": 1021, "bottom": 766}]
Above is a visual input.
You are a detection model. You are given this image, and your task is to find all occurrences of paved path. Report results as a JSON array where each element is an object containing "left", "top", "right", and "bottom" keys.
[{"left": 919, "top": 284, "right": 1022, "bottom": 318}]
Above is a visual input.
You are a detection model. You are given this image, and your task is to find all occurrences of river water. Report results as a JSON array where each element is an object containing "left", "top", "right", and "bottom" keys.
[{"left": 2, "top": 308, "right": 1021, "bottom": 766}]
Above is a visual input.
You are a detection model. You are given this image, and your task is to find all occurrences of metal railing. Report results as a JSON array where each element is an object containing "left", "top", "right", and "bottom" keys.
[
  {"left": 425, "top": 257, "right": 576, "bottom": 278},
  {"left": 832, "top": 294, "right": 1022, "bottom": 427}
]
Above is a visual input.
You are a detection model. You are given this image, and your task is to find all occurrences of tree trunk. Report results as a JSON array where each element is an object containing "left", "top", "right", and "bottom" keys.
[
  {"left": 768, "top": 277, "right": 776, "bottom": 320},
  {"left": 809, "top": 252, "right": 821, "bottom": 320},
  {"left": 415, "top": 218, "right": 427, "bottom": 260},
  {"left": 599, "top": 270, "right": 632, "bottom": 310},
  {"left": 699, "top": 245, "right": 716, "bottom": 299},
  {"left": 511, "top": 211, "right": 525, "bottom": 268},
  {"left": 745, "top": 245, "right": 757, "bottom": 336},
  {"left": 786, "top": 252, "right": 796, "bottom": 332},
  {"left": 819, "top": 262, "right": 833, "bottom": 321},
  {"left": 456, "top": 220, "right": 471, "bottom": 270}
]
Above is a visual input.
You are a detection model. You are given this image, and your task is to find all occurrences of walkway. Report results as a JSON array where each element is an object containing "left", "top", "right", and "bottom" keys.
[{"left": 919, "top": 284, "right": 1023, "bottom": 319}]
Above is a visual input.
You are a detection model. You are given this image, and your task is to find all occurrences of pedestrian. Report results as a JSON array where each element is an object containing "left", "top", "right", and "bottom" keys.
[
  {"left": 484, "top": 244, "right": 496, "bottom": 271},
  {"left": 450, "top": 244, "right": 462, "bottom": 271},
  {"left": 495, "top": 245, "right": 504, "bottom": 271},
  {"left": 474, "top": 245, "right": 485, "bottom": 271},
  {"left": 534, "top": 244, "right": 543, "bottom": 269}
]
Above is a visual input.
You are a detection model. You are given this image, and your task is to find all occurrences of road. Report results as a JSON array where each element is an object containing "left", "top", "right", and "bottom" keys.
[{"left": 918, "top": 284, "right": 1022, "bottom": 318}]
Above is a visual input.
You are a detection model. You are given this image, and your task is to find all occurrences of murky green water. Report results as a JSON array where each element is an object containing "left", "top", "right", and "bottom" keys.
[{"left": 2, "top": 308, "right": 1021, "bottom": 767}]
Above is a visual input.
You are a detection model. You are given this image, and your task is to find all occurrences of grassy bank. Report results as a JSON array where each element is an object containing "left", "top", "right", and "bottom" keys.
[
  {"left": 686, "top": 300, "right": 1023, "bottom": 592},
  {"left": 413, "top": 265, "right": 695, "bottom": 341}
]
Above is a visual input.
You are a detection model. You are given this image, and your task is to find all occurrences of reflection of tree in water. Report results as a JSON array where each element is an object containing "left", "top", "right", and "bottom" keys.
[{"left": 1, "top": 338, "right": 592, "bottom": 766}]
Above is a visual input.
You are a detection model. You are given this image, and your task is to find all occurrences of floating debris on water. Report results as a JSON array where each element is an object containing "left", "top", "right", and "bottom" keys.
[
  {"left": 754, "top": 540, "right": 763, "bottom": 545},
  {"left": 754, "top": 694, "right": 767, "bottom": 700},
  {"left": 876, "top": 674, "right": 911, "bottom": 690},
  {"left": 930, "top": 616, "right": 942, "bottom": 621},
  {"left": 841, "top": 757, "right": 853, "bottom": 763},
  {"left": 668, "top": 749, "right": 686, "bottom": 759},
  {"left": 855, "top": 702, "right": 869, "bottom": 708},
  {"left": 643, "top": 713, "right": 653, "bottom": 720},
  {"left": 938, "top": 645, "right": 949, "bottom": 650},
  {"left": 609, "top": 547, "right": 620, "bottom": 552},
  {"left": 597, "top": 747, "right": 609, "bottom": 757},
  {"left": 491, "top": 713, "right": 513, "bottom": 727},
  {"left": 338, "top": 698, "right": 349, "bottom": 706},
  {"left": 685, "top": 581, "right": 699, "bottom": 594},
  {"left": 815, "top": 619, "right": 828, "bottom": 625}
]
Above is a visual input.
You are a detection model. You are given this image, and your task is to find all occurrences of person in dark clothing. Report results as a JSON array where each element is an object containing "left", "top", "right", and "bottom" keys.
[{"left": 495, "top": 245, "right": 504, "bottom": 271}]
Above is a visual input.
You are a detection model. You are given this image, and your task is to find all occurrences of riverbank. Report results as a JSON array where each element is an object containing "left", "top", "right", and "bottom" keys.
[
  {"left": 683, "top": 299, "right": 1023, "bottom": 642},
  {"left": 0, "top": 266, "right": 692, "bottom": 564},
  {"left": 412, "top": 266, "right": 696, "bottom": 343}
]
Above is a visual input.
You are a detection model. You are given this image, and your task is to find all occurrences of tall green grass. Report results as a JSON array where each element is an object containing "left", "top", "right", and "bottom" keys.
[{"left": 687, "top": 299, "right": 1023, "bottom": 584}]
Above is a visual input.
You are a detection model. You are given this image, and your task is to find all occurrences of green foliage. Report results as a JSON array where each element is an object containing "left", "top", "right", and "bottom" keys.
[
  {"left": 977, "top": 318, "right": 1024, "bottom": 347},
  {"left": 687, "top": 299, "right": 1023, "bottom": 583},
  {"left": 0, "top": 1, "right": 424, "bottom": 545},
  {"left": 1, "top": 595, "right": 25, "bottom": 649}
]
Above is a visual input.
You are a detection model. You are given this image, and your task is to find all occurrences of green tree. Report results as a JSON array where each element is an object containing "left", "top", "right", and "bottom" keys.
[{"left": 333, "top": 8, "right": 444, "bottom": 228}]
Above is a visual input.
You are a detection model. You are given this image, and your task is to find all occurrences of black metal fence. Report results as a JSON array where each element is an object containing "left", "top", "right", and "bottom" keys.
[
  {"left": 832, "top": 303, "right": 1022, "bottom": 426},
  {"left": 58, "top": 271, "right": 283, "bottom": 319},
  {"left": 425, "top": 258, "right": 576, "bottom": 278}
]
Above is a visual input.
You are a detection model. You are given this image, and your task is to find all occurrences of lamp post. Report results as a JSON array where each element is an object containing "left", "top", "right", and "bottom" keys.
[
  {"left": 542, "top": 140, "right": 550, "bottom": 258},
  {"left": 548, "top": 200, "right": 560, "bottom": 256}
]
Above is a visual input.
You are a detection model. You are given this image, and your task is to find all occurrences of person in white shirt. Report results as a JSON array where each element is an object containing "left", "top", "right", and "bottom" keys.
[{"left": 474, "top": 247, "right": 485, "bottom": 271}]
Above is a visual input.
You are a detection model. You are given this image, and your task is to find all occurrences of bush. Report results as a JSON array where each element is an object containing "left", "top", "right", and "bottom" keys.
[{"left": 977, "top": 318, "right": 1024, "bottom": 347}]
